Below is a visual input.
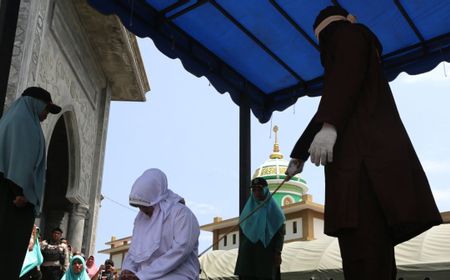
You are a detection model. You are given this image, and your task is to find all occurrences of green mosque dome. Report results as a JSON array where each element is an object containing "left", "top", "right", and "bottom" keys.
[{"left": 252, "top": 126, "right": 308, "bottom": 207}]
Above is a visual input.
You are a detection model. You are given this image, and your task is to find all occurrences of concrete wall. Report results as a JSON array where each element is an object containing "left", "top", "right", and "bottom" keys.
[
  {"left": 218, "top": 231, "right": 239, "bottom": 250},
  {"left": 285, "top": 217, "right": 303, "bottom": 240}
]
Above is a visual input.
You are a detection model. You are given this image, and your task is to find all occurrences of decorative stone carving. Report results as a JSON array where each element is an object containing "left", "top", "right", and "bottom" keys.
[
  {"left": 37, "top": 39, "right": 98, "bottom": 205},
  {"left": 27, "top": 0, "right": 48, "bottom": 87},
  {"left": 50, "top": 0, "right": 103, "bottom": 108},
  {"left": 5, "top": 0, "right": 32, "bottom": 108},
  {"left": 73, "top": 0, "right": 149, "bottom": 100}
]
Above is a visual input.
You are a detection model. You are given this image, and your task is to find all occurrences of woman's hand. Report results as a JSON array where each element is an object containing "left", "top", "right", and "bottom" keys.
[{"left": 13, "top": 196, "right": 28, "bottom": 207}]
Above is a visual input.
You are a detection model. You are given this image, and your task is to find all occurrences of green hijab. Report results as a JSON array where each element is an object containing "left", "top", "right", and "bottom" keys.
[
  {"left": 0, "top": 96, "right": 46, "bottom": 214},
  {"left": 240, "top": 186, "right": 285, "bottom": 247},
  {"left": 61, "top": 256, "right": 90, "bottom": 280}
]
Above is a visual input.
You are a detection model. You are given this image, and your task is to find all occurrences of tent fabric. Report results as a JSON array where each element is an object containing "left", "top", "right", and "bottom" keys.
[
  {"left": 88, "top": 0, "right": 450, "bottom": 123},
  {"left": 198, "top": 224, "right": 450, "bottom": 280}
]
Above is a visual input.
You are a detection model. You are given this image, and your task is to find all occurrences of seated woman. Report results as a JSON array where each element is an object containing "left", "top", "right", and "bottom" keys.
[{"left": 61, "top": 256, "right": 90, "bottom": 280}]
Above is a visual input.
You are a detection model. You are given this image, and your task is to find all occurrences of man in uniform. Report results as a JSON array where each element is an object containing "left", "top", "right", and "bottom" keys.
[{"left": 40, "top": 227, "right": 69, "bottom": 280}]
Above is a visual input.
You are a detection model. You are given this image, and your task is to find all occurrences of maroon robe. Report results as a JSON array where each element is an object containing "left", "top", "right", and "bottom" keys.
[{"left": 291, "top": 21, "right": 442, "bottom": 245}]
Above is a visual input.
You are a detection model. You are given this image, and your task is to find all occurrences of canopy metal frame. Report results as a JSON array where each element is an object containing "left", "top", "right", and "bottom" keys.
[{"left": 117, "top": 0, "right": 450, "bottom": 119}]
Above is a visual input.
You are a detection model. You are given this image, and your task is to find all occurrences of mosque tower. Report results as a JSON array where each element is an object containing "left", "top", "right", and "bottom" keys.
[{"left": 252, "top": 125, "right": 308, "bottom": 206}]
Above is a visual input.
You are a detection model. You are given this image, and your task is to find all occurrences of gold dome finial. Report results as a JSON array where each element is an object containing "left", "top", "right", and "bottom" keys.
[
  {"left": 270, "top": 125, "right": 283, "bottom": 159},
  {"left": 273, "top": 125, "right": 279, "bottom": 152}
]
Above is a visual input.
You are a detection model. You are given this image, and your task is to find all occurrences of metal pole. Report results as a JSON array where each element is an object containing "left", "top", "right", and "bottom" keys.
[
  {"left": 0, "top": 0, "right": 21, "bottom": 116},
  {"left": 239, "top": 92, "right": 251, "bottom": 214}
]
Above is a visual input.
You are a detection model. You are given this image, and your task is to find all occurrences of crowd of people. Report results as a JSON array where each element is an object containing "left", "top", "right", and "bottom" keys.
[
  {"left": 19, "top": 226, "right": 119, "bottom": 280},
  {"left": 0, "top": 4, "right": 444, "bottom": 280}
]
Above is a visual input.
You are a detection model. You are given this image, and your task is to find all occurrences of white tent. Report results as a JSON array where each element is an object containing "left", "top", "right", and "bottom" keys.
[{"left": 199, "top": 224, "right": 450, "bottom": 280}]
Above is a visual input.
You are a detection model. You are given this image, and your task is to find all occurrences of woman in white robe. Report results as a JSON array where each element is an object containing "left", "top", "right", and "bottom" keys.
[{"left": 120, "top": 168, "right": 200, "bottom": 280}]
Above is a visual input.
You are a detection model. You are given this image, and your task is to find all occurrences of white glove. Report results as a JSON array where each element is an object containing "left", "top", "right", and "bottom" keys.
[
  {"left": 309, "top": 123, "right": 337, "bottom": 166},
  {"left": 285, "top": 158, "right": 304, "bottom": 179}
]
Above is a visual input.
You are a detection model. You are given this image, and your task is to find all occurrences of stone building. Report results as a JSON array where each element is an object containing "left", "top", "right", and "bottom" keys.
[{"left": 3, "top": 0, "right": 149, "bottom": 255}]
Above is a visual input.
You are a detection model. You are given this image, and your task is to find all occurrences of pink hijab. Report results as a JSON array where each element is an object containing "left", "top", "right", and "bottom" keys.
[{"left": 85, "top": 256, "right": 98, "bottom": 278}]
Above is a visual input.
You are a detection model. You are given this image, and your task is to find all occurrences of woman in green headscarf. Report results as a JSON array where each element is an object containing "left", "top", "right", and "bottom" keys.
[
  {"left": 234, "top": 177, "right": 285, "bottom": 280},
  {"left": 0, "top": 87, "right": 61, "bottom": 279},
  {"left": 61, "top": 256, "right": 90, "bottom": 280}
]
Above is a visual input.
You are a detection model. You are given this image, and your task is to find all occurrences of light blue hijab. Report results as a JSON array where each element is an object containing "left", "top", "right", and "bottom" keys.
[
  {"left": 240, "top": 186, "right": 285, "bottom": 248},
  {"left": 20, "top": 227, "right": 44, "bottom": 277},
  {"left": 61, "top": 255, "right": 90, "bottom": 280},
  {"left": 0, "top": 96, "right": 46, "bottom": 215}
]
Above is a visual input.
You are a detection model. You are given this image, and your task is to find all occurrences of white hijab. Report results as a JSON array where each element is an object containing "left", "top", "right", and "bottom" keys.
[{"left": 128, "top": 168, "right": 183, "bottom": 263}]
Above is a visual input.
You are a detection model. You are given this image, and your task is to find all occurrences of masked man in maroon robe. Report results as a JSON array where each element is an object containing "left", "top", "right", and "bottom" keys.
[{"left": 286, "top": 6, "right": 442, "bottom": 280}]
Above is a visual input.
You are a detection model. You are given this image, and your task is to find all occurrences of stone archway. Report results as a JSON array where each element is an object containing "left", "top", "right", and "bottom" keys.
[
  {"left": 41, "top": 114, "right": 72, "bottom": 240},
  {"left": 41, "top": 110, "right": 88, "bottom": 252}
]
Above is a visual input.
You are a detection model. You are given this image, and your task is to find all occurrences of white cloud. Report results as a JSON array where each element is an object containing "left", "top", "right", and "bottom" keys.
[
  {"left": 199, "top": 232, "right": 213, "bottom": 241},
  {"left": 395, "top": 62, "right": 450, "bottom": 84},
  {"left": 199, "top": 232, "right": 213, "bottom": 254},
  {"left": 433, "top": 188, "right": 450, "bottom": 200},
  {"left": 187, "top": 201, "right": 218, "bottom": 215},
  {"left": 431, "top": 188, "right": 450, "bottom": 212},
  {"left": 422, "top": 160, "right": 450, "bottom": 174}
]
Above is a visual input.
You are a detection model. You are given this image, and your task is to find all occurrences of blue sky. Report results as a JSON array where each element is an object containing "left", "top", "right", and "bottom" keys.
[{"left": 94, "top": 37, "right": 450, "bottom": 263}]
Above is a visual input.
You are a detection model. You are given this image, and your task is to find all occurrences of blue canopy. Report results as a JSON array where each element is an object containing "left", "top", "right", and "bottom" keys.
[{"left": 88, "top": 0, "right": 450, "bottom": 123}]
